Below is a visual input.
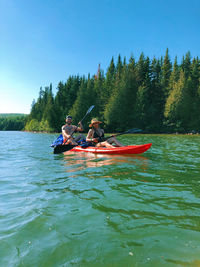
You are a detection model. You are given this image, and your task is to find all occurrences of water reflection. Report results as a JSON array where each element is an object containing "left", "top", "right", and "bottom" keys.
[{"left": 62, "top": 150, "right": 149, "bottom": 171}]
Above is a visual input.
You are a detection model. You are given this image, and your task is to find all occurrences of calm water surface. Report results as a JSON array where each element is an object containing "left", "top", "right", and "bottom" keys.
[{"left": 0, "top": 131, "right": 200, "bottom": 267}]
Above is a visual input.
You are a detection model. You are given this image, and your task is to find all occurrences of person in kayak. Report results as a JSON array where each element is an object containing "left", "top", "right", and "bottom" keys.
[
  {"left": 86, "top": 118, "right": 124, "bottom": 148},
  {"left": 62, "top": 115, "right": 84, "bottom": 145}
]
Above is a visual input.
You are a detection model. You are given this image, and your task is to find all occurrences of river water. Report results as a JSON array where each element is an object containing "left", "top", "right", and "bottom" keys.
[{"left": 0, "top": 131, "right": 200, "bottom": 267}]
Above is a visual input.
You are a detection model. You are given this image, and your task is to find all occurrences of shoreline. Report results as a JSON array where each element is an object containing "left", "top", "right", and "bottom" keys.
[
  {"left": 1, "top": 130, "right": 199, "bottom": 135},
  {"left": 22, "top": 130, "right": 200, "bottom": 136}
]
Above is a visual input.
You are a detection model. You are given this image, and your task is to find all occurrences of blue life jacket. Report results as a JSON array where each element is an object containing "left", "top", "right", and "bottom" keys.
[
  {"left": 51, "top": 134, "right": 63, "bottom": 147},
  {"left": 51, "top": 136, "right": 93, "bottom": 148}
]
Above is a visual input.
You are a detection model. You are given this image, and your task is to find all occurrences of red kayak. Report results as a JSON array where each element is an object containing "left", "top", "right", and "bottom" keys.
[{"left": 71, "top": 143, "right": 152, "bottom": 155}]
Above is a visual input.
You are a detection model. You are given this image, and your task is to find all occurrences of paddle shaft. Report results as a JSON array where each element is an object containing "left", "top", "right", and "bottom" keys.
[{"left": 104, "top": 128, "right": 142, "bottom": 141}]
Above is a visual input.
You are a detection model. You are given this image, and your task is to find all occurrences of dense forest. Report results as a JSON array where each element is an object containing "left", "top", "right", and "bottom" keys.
[
  {"left": 0, "top": 114, "right": 27, "bottom": 131},
  {"left": 25, "top": 49, "right": 200, "bottom": 133}
]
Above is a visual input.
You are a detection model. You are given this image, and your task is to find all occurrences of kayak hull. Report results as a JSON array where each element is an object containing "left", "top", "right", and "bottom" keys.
[{"left": 71, "top": 143, "right": 152, "bottom": 155}]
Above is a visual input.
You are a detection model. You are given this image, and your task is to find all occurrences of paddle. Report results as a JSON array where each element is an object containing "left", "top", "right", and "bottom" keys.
[
  {"left": 53, "top": 144, "right": 76, "bottom": 154},
  {"left": 53, "top": 105, "right": 95, "bottom": 154},
  {"left": 102, "top": 128, "right": 142, "bottom": 141},
  {"left": 79, "top": 105, "right": 95, "bottom": 124}
]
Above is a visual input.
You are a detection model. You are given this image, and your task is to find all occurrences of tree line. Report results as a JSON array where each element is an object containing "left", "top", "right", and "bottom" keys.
[
  {"left": 25, "top": 49, "right": 200, "bottom": 133},
  {"left": 0, "top": 114, "right": 27, "bottom": 131}
]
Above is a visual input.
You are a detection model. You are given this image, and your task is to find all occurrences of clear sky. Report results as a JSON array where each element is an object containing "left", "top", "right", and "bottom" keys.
[{"left": 0, "top": 0, "right": 199, "bottom": 114}]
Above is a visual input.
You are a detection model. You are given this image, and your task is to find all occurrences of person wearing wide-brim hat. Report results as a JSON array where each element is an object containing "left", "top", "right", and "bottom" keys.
[
  {"left": 89, "top": 118, "right": 102, "bottom": 127},
  {"left": 86, "top": 118, "right": 124, "bottom": 148}
]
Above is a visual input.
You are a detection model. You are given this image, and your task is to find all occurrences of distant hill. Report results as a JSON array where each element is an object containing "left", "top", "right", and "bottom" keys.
[
  {"left": 0, "top": 113, "right": 28, "bottom": 130},
  {"left": 0, "top": 113, "right": 28, "bottom": 117}
]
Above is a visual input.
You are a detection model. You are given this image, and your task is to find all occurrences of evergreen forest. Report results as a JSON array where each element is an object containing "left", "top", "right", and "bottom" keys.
[
  {"left": 25, "top": 49, "right": 200, "bottom": 134},
  {"left": 0, "top": 114, "right": 27, "bottom": 131}
]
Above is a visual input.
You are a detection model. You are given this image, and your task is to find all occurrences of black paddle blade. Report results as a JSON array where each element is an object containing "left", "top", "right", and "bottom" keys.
[
  {"left": 125, "top": 128, "right": 142, "bottom": 134},
  {"left": 105, "top": 128, "right": 142, "bottom": 140},
  {"left": 53, "top": 144, "right": 76, "bottom": 154}
]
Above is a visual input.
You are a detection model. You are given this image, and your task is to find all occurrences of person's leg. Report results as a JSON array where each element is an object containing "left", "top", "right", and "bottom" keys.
[
  {"left": 74, "top": 134, "right": 85, "bottom": 142},
  {"left": 71, "top": 140, "right": 78, "bottom": 145},
  {"left": 96, "top": 141, "right": 115, "bottom": 148},
  {"left": 107, "top": 137, "right": 124, "bottom": 147},
  {"left": 63, "top": 138, "right": 77, "bottom": 146}
]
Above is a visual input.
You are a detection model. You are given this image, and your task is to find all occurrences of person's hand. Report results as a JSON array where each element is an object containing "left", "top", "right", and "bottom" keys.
[
  {"left": 78, "top": 122, "right": 83, "bottom": 130},
  {"left": 92, "top": 138, "right": 98, "bottom": 143}
]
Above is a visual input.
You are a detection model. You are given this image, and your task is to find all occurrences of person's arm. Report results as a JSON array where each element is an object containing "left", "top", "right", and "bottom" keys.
[
  {"left": 86, "top": 129, "right": 92, "bottom": 142},
  {"left": 76, "top": 122, "right": 84, "bottom": 131},
  {"left": 86, "top": 129, "right": 98, "bottom": 143}
]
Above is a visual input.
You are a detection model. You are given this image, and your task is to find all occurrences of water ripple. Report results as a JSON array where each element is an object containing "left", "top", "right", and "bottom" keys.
[{"left": 1, "top": 132, "right": 200, "bottom": 266}]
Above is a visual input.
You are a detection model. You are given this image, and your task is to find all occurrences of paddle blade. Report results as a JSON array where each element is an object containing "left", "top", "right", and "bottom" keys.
[
  {"left": 86, "top": 105, "right": 95, "bottom": 115},
  {"left": 125, "top": 128, "right": 142, "bottom": 134},
  {"left": 53, "top": 144, "right": 76, "bottom": 154}
]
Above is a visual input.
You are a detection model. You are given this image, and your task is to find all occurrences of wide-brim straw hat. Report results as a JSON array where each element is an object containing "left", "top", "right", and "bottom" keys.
[{"left": 89, "top": 118, "right": 102, "bottom": 127}]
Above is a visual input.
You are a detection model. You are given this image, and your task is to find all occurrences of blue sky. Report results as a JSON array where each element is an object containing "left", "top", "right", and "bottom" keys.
[{"left": 0, "top": 0, "right": 199, "bottom": 114}]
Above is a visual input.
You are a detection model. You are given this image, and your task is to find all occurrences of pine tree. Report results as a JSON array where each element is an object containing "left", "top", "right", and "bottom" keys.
[
  {"left": 169, "top": 56, "right": 180, "bottom": 90},
  {"left": 186, "top": 58, "right": 200, "bottom": 130},
  {"left": 104, "top": 55, "right": 138, "bottom": 131},
  {"left": 149, "top": 57, "right": 164, "bottom": 131},
  {"left": 68, "top": 75, "right": 81, "bottom": 110},
  {"left": 181, "top": 51, "right": 191, "bottom": 80},
  {"left": 70, "top": 77, "right": 88, "bottom": 123},
  {"left": 70, "top": 77, "right": 97, "bottom": 130},
  {"left": 42, "top": 84, "right": 56, "bottom": 130},
  {"left": 161, "top": 48, "right": 172, "bottom": 97},
  {"left": 93, "top": 67, "right": 105, "bottom": 118},
  {"left": 102, "top": 57, "right": 116, "bottom": 106},
  {"left": 134, "top": 56, "right": 152, "bottom": 130},
  {"left": 135, "top": 52, "right": 146, "bottom": 86},
  {"left": 116, "top": 54, "right": 123, "bottom": 81},
  {"left": 164, "top": 70, "right": 192, "bottom": 132},
  {"left": 53, "top": 81, "right": 67, "bottom": 131}
]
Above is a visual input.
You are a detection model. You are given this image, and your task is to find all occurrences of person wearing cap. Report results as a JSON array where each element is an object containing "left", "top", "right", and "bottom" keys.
[
  {"left": 62, "top": 115, "right": 84, "bottom": 145},
  {"left": 86, "top": 118, "right": 124, "bottom": 148}
]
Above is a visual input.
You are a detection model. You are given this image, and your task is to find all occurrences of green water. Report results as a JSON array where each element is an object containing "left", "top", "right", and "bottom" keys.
[{"left": 1, "top": 131, "right": 200, "bottom": 267}]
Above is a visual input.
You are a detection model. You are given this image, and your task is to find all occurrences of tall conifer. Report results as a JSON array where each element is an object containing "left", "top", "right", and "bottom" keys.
[{"left": 161, "top": 48, "right": 172, "bottom": 96}]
